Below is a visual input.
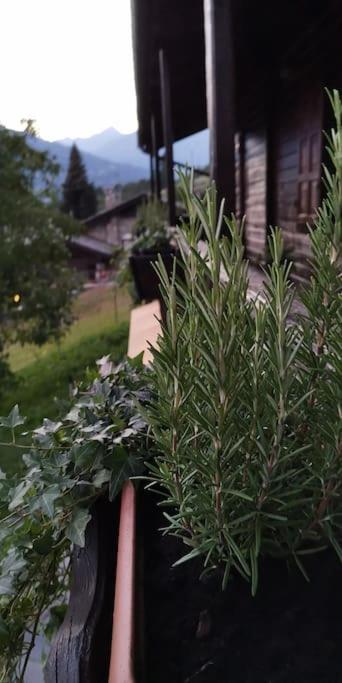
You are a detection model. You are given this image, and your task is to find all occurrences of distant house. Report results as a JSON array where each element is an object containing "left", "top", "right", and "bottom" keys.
[
  {"left": 68, "top": 192, "right": 147, "bottom": 280},
  {"left": 68, "top": 234, "right": 113, "bottom": 281},
  {"left": 84, "top": 192, "right": 147, "bottom": 248}
]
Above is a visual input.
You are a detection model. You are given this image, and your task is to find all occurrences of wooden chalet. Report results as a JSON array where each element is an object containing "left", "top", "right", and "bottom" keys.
[
  {"left": 84, "top": 193, "right": 147, "bottom": 248},
  {"left": 68, "top": 194, "right": 148, "bottom": 280},
  {"left": 43, "top": 5, "right": 342, "bottom": 682},
  {"left": 131, "top": 0, "right": 342, "bottom": 279},
  {"left": 69, "top": 234, "right": 113, "bottom": 280}
]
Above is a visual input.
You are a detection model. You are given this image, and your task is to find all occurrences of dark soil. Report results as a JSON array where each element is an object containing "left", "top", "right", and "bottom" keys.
[{"left": 141, "top": 495, "right": 342, "bottom": 683}]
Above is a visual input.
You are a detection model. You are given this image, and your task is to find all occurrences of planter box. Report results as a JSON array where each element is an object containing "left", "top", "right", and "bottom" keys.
[
  {"left": 108, "top": 302, "right": 341, "bottom": 682},
  {"left": 110, "top": 489, "right": 341, "bottom": 683},
  {"left": 129, "top": 250, "right": 177, "bottom": 304}
]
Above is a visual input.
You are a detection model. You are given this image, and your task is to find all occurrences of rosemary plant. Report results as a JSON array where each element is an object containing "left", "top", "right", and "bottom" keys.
[{"left": 147, "top": 90, "right": 342, "bottom": 593}]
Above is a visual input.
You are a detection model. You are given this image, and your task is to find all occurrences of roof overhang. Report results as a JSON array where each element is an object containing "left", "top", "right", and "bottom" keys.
[
  {"left": 131, "top": 0, "right": 342, "bottom": 152},
  {"left": 84, "top": 193, "right": 147, "bottom": 228},
  {"left": 131, "top": 0, "right": 207, "bottom": 152},
  {"left": 70, "top": 236, "right": 113, "bottom": 258}
]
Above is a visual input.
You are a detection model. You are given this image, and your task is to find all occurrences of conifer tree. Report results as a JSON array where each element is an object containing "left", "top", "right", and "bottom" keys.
[{"left": 62, "top": 144, "right": 97, "bottom": 219}]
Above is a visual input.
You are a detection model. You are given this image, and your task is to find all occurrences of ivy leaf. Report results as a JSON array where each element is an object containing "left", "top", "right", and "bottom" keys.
[
  {"left": 33, "top": 531, "right": 54, "bottom": 556},
  {"left": 92, "top": 469, "right": 111, "bottom": 488},
  {"left": 65, "top": 406, "right": 80, "bottom": 422},
  {"left": 0, "top": 616, "right": 10, "bottom": 645},
  {"left": 90, "top": 426, "right": 114, "bottom": 443},
  {"left": 108, "top": 452, "right": 140, "bottom": 501},
  {"left": 0, "top": 404, "right": 26, "bottom": 429},
  {"left": 2, "top": 550, "right": 27, "bottom": 576},
  {"left": 127, "top": 351, "right": 144, "bottom": 369},
  {"left": 65, "top": 508, "right": 91, "bottom": 547},
  {"left": 0, "top": 575, "right": 14, "bottom": 596},
  {"left": 113, "top": 427, "right": 135, "bottom": 443},
  {"left": 34, "top": 419, "right": 63, "bottom": 436},
  {"left": 8, "top": 480, "right": 32, "bottom": 510},
  {"left": 22, "top": 451, "right": 41, "bottom": 468},
  {"left": 39, "top": 489, "right": 60, "bottom": 518},
  {"left": 72, "top": 442, "right": 99, "bottom": 470},
  {"left": 96, "top": 355, "right": 114, "bottom": 378},
  {"left": 0, "top": 550, "right": 26, "bottom": 596}
]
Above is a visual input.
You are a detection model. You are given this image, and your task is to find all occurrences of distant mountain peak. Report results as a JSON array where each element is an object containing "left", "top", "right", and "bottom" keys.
[
  {"left": 57, "top": 127, "right": 123, "bottom": 148},
  {"left": 27, "top": 135, "right": 149, "bottom": 187},
  {"left": 54, "top": 128, "right": 208, "bottom": 173}
]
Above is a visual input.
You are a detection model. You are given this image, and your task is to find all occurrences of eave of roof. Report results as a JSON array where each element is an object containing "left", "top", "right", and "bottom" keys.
[
  {"left": 70, "top": 235, "right": 113, "bottom": 257},
  {"left": 131, "top": 0, "right": 342, "bottom": 152},
  {"left": 131, "top": 0, "right": 207, "bottom": 153},
  {"left": 84, "top": 193, "right": 147, "bottom": 227}
]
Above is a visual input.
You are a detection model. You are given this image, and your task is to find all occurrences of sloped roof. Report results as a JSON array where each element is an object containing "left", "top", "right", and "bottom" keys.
[
  {"left": 131, "top": 0, "right": 342, "bottom": 153},
  {"left": 131, "top": 0, "right": 206, "bottom": 152},
  {"left": 70, "top": 235, "right": 113, "bottom": 257},
  {"left": 84, "top": 193, "right": 147, "bottom": 228}
]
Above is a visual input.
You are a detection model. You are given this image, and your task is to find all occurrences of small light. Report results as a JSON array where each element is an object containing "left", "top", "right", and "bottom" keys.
[{"left": 13, "top": 293, "right": 21, "bottom": 304}]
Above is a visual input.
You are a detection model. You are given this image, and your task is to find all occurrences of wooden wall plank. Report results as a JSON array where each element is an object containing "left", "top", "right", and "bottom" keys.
[{"left": 243, "top": 130, "right": 267, "bottom": 263}]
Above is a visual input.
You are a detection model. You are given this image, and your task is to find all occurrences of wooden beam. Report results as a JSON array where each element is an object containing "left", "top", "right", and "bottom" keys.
[
  {"left": 149, "top": 153, "right": 155, "bottom": 196},
  {"left": 151, "top": 114, "right": 161, "bottom": 200},
  {"left": 159, "top": 49, "right": 176, "bottom": 225},
  {"left": 265, "top": 74, "right": 277, "bottom": 261},
  {"left": 238, "top": 131, "right": 245, "bottom": 220},
  {"left": 204, "top": 0, "right": 236, "bottom": 212}
]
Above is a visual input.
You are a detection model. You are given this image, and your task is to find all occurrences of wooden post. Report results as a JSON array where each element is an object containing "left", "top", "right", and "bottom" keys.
[
  {"left": 265, "top": 75, "right": 277, "bottom": 260},
  {"left": 159, "top": 49, "right": 176, "bottom": 225},
  {"left": 45, "top": 498, "right": 119, "bottom": 683},
  {"left": 149, "top": 153, "right": 155, "bottom": 196},
  {"left": 238, "top": 131, "right": 245, "bottom": 220},
  {"left": 155, "top": 152, "right": 161, "bottom": 201},
  {"left": 151, "top": 114, "right": 161, "bottom": 200},
  {"left": 204, "top": 0, "right": 236, "bottom": 212}
]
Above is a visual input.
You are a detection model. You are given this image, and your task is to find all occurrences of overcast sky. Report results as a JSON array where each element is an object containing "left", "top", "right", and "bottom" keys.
[{"left": 1, "top": 0, "right": 138, "bottom": 140}]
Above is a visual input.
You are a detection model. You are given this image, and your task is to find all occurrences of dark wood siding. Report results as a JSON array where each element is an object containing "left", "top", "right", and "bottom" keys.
[
  {"left": 274, "top": 84, "right": 323, "bottom": 279},
  {"left": 243, "top": 131, "right": 267, "bottom": 263},
  {"left": 274, "top": 125, "right": 299, "bottom": 261}
]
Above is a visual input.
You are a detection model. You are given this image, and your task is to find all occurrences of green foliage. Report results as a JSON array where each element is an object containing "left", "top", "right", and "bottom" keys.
[
  {"left": 0, "top": 354, "right": 151, "bottom": 681},
  {"left": 61, "top": 144, "right": 97, "bottom": 219},
  {"left": 146, "top": 91, "right": 342, "bottom": 593},
  {"left": 0, "top": 123, "right": 80, "bottom": 383},
  {"left": 112, "top": 197, "right": 172, "bottom": 301},
  {"left": 132, "top": 196, "right": 170, "bottom": 253},
  {"left": 0, "top": 322, "right": 129, "bottom": 475}
]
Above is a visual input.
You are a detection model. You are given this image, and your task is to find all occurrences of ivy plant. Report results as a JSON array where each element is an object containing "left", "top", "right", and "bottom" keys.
[
  {"left": 0, "top": 355, "right": 151, "bottom": 682},
  {"left": 146, "top": 90, "right": 342, "bottom": 594}
]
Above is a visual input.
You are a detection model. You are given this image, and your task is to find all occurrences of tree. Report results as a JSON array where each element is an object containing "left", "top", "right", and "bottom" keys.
[
  {"left": 0, "top": 122, "right": 79, "bottom": 383},
  {"left": 62, "top": 144, "right": 97, "bottom": 219}
]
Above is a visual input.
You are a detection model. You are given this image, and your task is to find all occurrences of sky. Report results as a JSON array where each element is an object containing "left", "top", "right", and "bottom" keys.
[{"left": 1, "top": 0, "right": 138, "bottom": 140}]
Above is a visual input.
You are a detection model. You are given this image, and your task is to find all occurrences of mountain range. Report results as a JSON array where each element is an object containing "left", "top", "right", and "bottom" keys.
[{"left": 28, "top": 128, "right": 209, "bottom": 188}]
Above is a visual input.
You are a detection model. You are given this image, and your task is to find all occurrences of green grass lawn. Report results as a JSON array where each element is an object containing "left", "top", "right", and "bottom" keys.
[
  {"left": 7, "top": 284, "right": 131, "bottom": 372},
  {"left": 0, "top": 285, "right": 131, "bottom": 475}
]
